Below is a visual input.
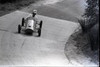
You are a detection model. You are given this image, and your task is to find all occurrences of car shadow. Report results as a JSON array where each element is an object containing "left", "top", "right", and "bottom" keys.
[{"left": 14, "top": 31, "right": 39, "bottom": 37}]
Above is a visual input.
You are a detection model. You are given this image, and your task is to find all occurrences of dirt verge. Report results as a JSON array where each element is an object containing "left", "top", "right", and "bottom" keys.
[{"left": 64, "top": 28, "right": 99, "bottom": 66}]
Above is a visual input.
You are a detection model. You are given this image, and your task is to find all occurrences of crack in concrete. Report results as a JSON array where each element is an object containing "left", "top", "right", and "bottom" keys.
[
  {"left": 0, "top": 29, "right": 8, "bottom": 32},
  {"left": 21, "top": 38, "right": 26, "bottom": 48}
]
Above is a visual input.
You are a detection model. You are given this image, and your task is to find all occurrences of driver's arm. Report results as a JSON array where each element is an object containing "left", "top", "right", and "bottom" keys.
[
  {"left": 24, "top": 14, "right": 32, "bottom": 19},
  {"left": 35, "top": 16, "right": 40, "bottom": 24}
]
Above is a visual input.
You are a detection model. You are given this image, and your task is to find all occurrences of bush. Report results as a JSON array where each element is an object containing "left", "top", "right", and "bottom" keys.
[
  {"left": 78, "top": 19, "right": 87, "bottom": 33},
  {"left": 78, "top": 0, "right": 99, "bottom": 51},
  {"left": 88, "top": 23, "right": 99, "bottom": 50}
]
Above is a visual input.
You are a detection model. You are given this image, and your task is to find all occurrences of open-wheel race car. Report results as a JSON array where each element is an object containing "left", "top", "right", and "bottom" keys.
[{"left": 18, "top": 17, "right": 43, "bottom": 37}]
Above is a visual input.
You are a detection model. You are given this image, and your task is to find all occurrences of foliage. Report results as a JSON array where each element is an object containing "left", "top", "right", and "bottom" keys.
[
  {"left": 0, "top": 0, "right": 37, "bottom": 4},
  {"left": 0, "top": 0, "right": 19, "bottom": 3},
  {"left": 83, "top": 0, "right": 99, "bottom": 25},
  {"left": 78, "top": 0, "right": 99, "bottom": 50}
]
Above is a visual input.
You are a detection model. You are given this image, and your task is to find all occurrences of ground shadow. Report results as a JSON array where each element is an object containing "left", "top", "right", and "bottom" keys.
[{"left": 14, "top": 31, "right": 39, "bottom": 37}]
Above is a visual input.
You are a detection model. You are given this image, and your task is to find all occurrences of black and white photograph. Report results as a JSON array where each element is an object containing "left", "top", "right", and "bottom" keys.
[{"left": 0, "top": 0, "right": 99, "bottom": 67}]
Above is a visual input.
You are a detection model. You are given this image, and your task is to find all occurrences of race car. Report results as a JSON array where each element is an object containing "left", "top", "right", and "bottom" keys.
[{"left": 18, "top": 17, "right": 43, "bottom": 37}]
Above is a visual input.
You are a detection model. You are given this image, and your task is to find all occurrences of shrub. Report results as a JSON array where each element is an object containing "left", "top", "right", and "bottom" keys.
[{"left": 78, "top": 0, "right": 99, "bottom": 51}]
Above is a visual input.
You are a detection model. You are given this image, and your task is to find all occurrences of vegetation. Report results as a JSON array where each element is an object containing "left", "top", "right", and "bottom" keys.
[
  {"left": 0, "top": 0, "right": 39, "bottom": 16},
  {"left": 0, "top": 0, "right": 19, "bottom": 3},
  {"left": 78, "top": 0, "right": 99, "bottom": 50},
  {"left": 0, "top": 0, "right": 38, "bottom": 4}
]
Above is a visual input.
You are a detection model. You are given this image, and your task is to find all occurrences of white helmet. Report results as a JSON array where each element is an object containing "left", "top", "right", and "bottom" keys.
[{"left": 33, "top": 9, "right": 37, "bottom": 14}]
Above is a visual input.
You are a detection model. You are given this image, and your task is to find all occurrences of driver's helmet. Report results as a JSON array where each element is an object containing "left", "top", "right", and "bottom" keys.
[{"left": 32, "top": 9, "right": 37, "bottom": 14}]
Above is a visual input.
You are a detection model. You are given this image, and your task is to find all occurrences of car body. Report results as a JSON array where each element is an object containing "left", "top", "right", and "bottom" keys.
[{"left": 18, "top": 17, "right": 43, "bottom": 37}]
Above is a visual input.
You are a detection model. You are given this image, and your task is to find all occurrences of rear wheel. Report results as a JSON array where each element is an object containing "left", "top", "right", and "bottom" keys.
[
  {"left": 22, "top": 18, "right": 25, "bottom": 26},
  {"left": 18, "top": 24, "right": 21, "bottom": 33}
]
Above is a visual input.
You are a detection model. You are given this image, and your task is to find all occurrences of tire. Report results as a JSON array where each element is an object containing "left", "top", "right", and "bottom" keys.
[
  {"left": 22, "top": 18, "right": 25, "bottom": 26},
  {"left": 40, "top": 20, "right": 43, "bottom": 29},
  {"left": 38, "top": 29, "right": 41, "bottom": 37},
  {"left": 18, "top": 24, "right": 21, "bottom": 33}
]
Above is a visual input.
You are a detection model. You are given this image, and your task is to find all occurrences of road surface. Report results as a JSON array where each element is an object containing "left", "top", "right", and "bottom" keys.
[
  {"left": 0, "top": 0, "right": 93, "bottom": 66},
  {"left": 22, "top": 0, "right": 86, "bottom": 22},
  {"left": 0, "top": 11, "right": 79, "bottom": 66}
]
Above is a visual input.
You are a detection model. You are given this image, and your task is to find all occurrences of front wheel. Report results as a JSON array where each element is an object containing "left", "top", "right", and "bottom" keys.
[
  {"left": 18, "top": 24, "right": 21, "bottom": 33},
  {"left": 22, "top": 18, "right": 25, "bottom": 26},
  {"left": 38, "top": 29, "right": 41, "bottom": 37},
  {"left": 40, "top": 20, "right": 43, "bottom": 29}
]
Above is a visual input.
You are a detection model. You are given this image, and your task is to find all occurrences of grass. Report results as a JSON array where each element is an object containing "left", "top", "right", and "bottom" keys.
[{"left": 0, "top": 0, "right": 39, "bottom": 16}]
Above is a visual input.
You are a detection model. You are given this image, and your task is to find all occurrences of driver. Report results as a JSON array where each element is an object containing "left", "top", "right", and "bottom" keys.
[
  {"left": 26, "top": 9, "right": 39, "bottom": 23},
  {"left": 32, "top": 9, "right": 39, "bottom": 24},
  {"left": 25, "top": 9, "right": 39, "bottom": 28}
]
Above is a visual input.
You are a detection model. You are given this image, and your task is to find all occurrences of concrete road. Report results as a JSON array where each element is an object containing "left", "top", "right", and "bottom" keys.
[
  {"left": 22, "top": 0, "right": 86, "bottom": 22},
  {"left": 0, "top": 11, "right": 79, "bottom": 66}
]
